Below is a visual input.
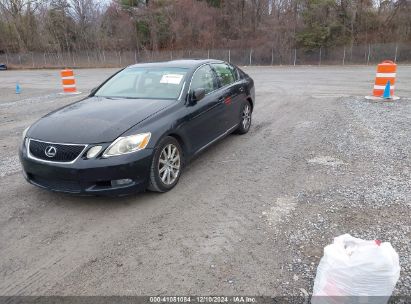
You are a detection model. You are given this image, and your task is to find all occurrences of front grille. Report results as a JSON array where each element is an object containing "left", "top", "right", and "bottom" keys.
[
  {"left": 30, "top": 174, "right": 82, "bottom": 193},
  {"left": 29, "top": 139, "right": 86, "bottom": 162}
]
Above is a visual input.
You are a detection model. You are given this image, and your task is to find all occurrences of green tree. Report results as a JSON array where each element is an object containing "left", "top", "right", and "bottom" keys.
[{"left": 296, "top": 0, "right": 347, "bottom": 49}]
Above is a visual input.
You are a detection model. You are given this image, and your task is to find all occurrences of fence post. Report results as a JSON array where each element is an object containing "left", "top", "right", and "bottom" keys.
[
  {"left": 350, "top": 44, "right": 353, "bottom": 62},
  {"left": 319, "top": 47, "right": 322, "bottom": 65},
  {"left": 31, "top": 52, "right": 34, "bottom": 68},
  {"left": 18, "top": 54, "right": 21, "bottom": 66},
  {"left": 94, "top": 51, "right": 97, "bottom": 66},
  {"left": 119, "top": 51, "right": 122, "bottom": 66},
  {"left": 271, "top": 48, "right": 274, "bottom": 65},
  {"left": 5, "top": 53, "right": 8, "bottom": 65},
  {"left": 293, "top": 49, "right": 297, "bottom": 66},
  {"left": 249, "top": 49, "right": 252, "bottom": 65},
  {"left": 342, "top": 47, "right": 346, "bottom": 65},
  {"left": 367, "top": 44, "right": 371, "bottom": 65},
  {"left": 207, "top": 49, "right": 210, "bottom": 59},
  {"left": 228, "top": 49, "right": 231, "bottom": 63},
  {"left": 394, "top": 44, "right": 398, "bottom": 63},
  {"left": 170, "top": 50, "right": 173, "bottom": 60}
]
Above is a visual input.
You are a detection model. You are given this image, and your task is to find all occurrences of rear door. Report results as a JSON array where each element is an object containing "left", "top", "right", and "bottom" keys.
[
  {"left": 183, "top": 64, "right": 226, "bottom": 153},
  {"left": 211, "top": 63, "right": 244, "bottom": 130}
]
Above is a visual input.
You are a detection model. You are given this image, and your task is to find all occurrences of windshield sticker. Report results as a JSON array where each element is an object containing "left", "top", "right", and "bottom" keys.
[{"left": 160, "top": 74, "right": 184, "bottom": 85}]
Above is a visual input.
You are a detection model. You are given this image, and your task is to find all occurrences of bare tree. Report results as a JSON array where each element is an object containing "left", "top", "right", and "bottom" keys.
[{"left": 0, "top": 0, "right": 410, "bottom": 54}]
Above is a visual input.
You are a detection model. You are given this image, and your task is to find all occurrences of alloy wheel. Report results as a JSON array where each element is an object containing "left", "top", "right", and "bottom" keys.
[
  {"left": 158, "top": 144, "right": 181, "bottom": 185},
  {"left": 242, "top": 104, "right": 251, "bottom": 130}
]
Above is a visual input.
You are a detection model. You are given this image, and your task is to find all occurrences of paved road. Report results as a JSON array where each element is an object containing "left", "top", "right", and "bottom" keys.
[{"left": 0, "top": 66, "right": 410, "bottom": 296}]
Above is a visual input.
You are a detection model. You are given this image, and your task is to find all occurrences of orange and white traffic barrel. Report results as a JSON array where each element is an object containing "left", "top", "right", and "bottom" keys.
[
  {"left": 60, "top": 69, "right": 80, "bottom": 94},
  {"left": 373, "top": 60, "right": 396, "bottom": 97}
]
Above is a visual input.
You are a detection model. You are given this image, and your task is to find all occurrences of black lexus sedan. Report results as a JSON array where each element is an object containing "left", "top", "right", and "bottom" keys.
[{"left": 19, "top": 59, "right": 255, "bottom": 195}]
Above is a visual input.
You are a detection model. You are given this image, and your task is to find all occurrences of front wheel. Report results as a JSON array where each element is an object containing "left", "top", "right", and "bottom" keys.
[
  {"left": 236, "top": 101, "right": 252, "bottom": 134},
  {"left": 148, "top": 136, "right": 183, "bottom": 192}
]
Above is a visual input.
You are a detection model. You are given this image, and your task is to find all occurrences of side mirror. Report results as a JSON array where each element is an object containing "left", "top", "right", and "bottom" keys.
[{"left": 190, "top": 88, "right": 206, "bottom": 104}]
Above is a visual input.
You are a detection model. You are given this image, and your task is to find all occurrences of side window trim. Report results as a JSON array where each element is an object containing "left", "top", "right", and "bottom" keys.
[
  {"left": 228, "top": 63, "right": 241, "bottom": 81},
  {"left": 206, "top": 64, "right": 219, "bottom": 95},
  {"left": 227, "top": 63, "right": 241, "bottom": 83}
]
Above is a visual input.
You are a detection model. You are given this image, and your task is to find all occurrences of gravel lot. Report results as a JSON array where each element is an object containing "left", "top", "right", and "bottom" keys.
[{"left": 0, "top": 66, "right": 410, "bottom": 296}]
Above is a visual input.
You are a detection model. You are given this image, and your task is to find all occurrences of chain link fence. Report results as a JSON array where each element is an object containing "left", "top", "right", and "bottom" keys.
[{"left": 1, "top": 43, "right": 410, "bottom": 69}]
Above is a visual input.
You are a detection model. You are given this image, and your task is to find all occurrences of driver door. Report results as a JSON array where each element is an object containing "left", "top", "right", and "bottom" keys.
[{"left": 183, "top": 64, "right": 226, "bottom": 153}]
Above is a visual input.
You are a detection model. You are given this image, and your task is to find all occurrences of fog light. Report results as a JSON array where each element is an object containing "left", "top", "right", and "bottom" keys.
[
  {"left": 111, "top": 179, "right": 133, "bottom": 187},
  {"left": 87, "top": 146, "right": 102, "bottom": 159}
]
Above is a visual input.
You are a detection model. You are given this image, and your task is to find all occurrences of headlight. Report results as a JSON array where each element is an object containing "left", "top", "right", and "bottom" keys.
[
  {"left": 22, "top": 126, "right": 30, "bottom": 140},
  {"left": 103, "top": 133, "right": 151, "bottom": 157}
]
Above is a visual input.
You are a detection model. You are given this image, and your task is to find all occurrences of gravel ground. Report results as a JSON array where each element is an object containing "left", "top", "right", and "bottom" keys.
[
  {"left": 0, "top": 66, "right": 410, "bottom": 297},
  {"left": 271, "top": 96, "right": 411, "bottom": 296}
]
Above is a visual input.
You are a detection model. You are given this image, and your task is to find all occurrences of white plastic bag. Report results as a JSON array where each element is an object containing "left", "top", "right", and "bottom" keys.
[{"left": 312, "top": 234, "right": 400, "bottom": 304}]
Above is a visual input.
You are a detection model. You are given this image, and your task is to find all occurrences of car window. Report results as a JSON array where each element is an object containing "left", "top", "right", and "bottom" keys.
[
  {"left": 95, "top": 67, "right": 188, "bottom": 99},
  {"left": 212, "top": 63, "right": 236, "bottom": 87},
  {"left": 102, "top": 71, "right": 139, "bottom": 94},
  {"left": 190, "top": 65, "right": 218, "bottom": 94}
]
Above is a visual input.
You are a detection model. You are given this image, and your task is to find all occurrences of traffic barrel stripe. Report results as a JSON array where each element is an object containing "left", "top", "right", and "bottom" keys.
[
  {"left": 374, "top": 85, "right": 395, "bottom": 90},
  {"left": 61, "top": 70, "right": 74, "bottom": 77},
  {"left": 376, "top": 73, "right": 396, "bottom": 78},
  {"left": 62, "top": 79, "right": 76, "bottom": 85},
  {"left": 375, "top": 77, "right": 396, "bottom": 86},
  {"left": 375, "top": 65, "right": 396, "bottom": 73}
]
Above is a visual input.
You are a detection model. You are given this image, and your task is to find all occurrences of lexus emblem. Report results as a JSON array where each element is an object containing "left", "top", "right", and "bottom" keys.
[{"left": 45, "top": 146, "right": 57, "bottom": 158}]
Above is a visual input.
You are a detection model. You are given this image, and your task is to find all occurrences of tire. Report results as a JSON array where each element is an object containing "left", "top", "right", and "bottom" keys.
[
  {"left": 236, "top": 101, "right": 252, "bottom": 134},
  {"left": 147, "top": 136, "right": 183, "bottom": 193}
]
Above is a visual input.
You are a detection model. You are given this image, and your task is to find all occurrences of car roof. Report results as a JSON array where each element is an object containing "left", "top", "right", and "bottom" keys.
[{"left": 126, "top": 59, "right": 224, "bottom": 70}]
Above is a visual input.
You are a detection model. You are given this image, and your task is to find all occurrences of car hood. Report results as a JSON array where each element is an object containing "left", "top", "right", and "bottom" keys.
[{"left": 29, "top": 97, "right": 174, "bottom": 144}]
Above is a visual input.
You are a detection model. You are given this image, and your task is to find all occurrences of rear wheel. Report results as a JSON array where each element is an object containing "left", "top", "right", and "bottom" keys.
[
  {"left": 148, "top": 136, "right": 183, "bottom": 192},
  {"left": 236, "top": 101, "right": 252, "bottom": 134}
]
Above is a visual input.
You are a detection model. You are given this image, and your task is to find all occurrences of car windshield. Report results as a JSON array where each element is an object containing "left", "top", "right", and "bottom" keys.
[{"left": 95, "top": 67, "right": 188, "bottom": 99}]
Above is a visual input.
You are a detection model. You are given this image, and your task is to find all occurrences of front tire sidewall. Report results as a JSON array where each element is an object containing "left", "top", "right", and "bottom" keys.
[{"left": 149, "top": 136, "right": 183, "bottom": 192}]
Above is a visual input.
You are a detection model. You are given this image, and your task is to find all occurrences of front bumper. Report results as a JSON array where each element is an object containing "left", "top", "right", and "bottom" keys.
[{"left": 19, "top": 141, "right": 154, "bottom": 196}]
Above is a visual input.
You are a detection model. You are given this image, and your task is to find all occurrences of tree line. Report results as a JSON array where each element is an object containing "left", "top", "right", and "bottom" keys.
[{"left": 0, "top": 0, "right": 410, "bottom": 54}]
